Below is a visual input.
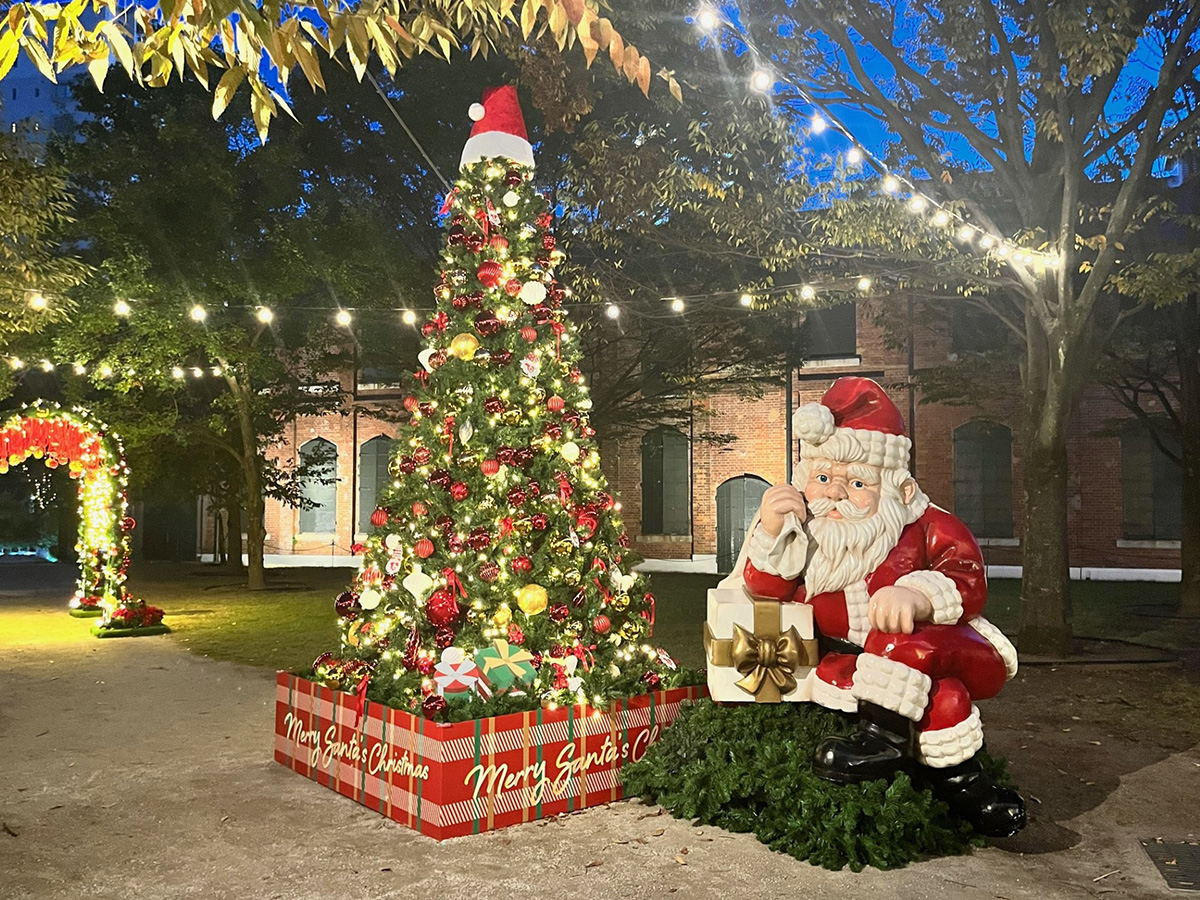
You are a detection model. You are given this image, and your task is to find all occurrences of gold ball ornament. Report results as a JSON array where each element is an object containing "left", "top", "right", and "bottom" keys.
[
  {"left": 516, "top": 584, "right": 549, "bottom": 616},
  {"left": 450, "top": 332, "right": 481, "bottom": 360},
  {"left": 551, "top": 538, "right": 573, "bottom": 557},
  {"left": 563, "top": 569, "right": 582, "bottom": 586},
  {"left": 612, "top": 593, "right": 631, "bottom": 611},
  {"left": 619, "top": 620, "right": 641, "bottom": 640},
  {"left": 560, "top": 441, "right": 581, "bottom": 463},
  {"left": 502, "top": 409, "right": 523, "bottom": 426},
  {"left": 493, "top": 605, "right": 513, "bottom": 627}
]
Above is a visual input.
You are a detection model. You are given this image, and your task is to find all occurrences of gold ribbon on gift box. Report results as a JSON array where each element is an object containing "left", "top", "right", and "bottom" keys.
[{"left": 704, "top": 599, "right": 819, "bottom": 703}]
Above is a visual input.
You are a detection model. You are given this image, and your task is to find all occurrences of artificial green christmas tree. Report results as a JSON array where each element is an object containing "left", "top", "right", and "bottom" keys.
[{"left": 314, "top": 86, "right": 681, "bottom": 719}]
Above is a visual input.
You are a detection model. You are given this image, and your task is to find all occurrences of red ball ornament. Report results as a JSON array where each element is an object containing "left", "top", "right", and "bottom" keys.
[
  {"left": 504, "top": 278, "right": 523, "bottom": 297},
  {"left": 436, "top": 515, "right": 456, "bottom": 534},
  {"left": 448, "top": 535, "right": 465, "bottom": 554},
  {"left": 481, "top": 458, "right": 500, "bottom": 476},
  {"left": 541, "top": 233, "right": 556, "bottom": 251},
  {"left": 398, "top": 456, "right": 417, "bottom": 474},
  {"left": 467, "top": 526, "right": 491, "bottom": 550},
  {"left": 505, "top": 169, "right": 524, "bottom": 186},
  {"left": 412, "top": 501, "right": 428, "bottom": 516},
  {"left": 512, "top": 556, "right": 532, "bottom": 574},
  {"left": 549, "top": 604, "right": 569, "bottom": 623},
  {"left": 335, "top": 591, "right": 360, "bottom": 619},
  {"left": 422, "top": 695, "right": 448, "bottom": 718},
  {"left": 531, "top": 513, "right": 549, "bottom": 530},
  {"left": 450, "top": 481, "right": 470, "bottom": 501},
  {"left": 447, "top": 224, "right": 466, "bottom": 245},
  {"left": 520, "top": 326, "right": 538, "bottom": 342},
  {"left": 479, "top": 562, "right": 500, "bottom": 583},
  {"left": 430, "top": 468, "right": 452, "bottom": 489},
  {"left": 489, "top": 234, "right": 509, "bottom": 251},
  {"left": 414, "top": 447, "right": 432, "bottom": 465},
  {"left": 403, "top": 395, "right": 419, "bottom": 412},
  {"left": 496, "top": 446, "right": 516, "bottom": 465},
  {"left": 491, "top": 349, "right": 513, "bottom": 366},
  {"left": 415, "top": 538, "right": 435, "bottom": 558},
  {"left": 426, "top": 587, "right": 461, "bottom": 626},
  {"left": 465, "top": 232, "right": 486, "bottom": 252},
  {"left": 484, "top": 396, "right": 506, "bottom": 415},
  {"left": 643, "top": 671, "right": 662, "bottom": 690},
  {"left": 474, "top": 311, "right": 503, "bottom": 337},
  {"left": 476, "top": 260, "right": 505, "bottom": 288},
  {"left": 435, "top": 626, "right": 457, "bottom": 649},
  {"left": 370, "top": 507, "right": 390, "bottom": 528},
  {"left": 421, "top": 322, "right": 436, "bottom": 337},
  {"left": 417, "top": 656, "right": 435, "bottom": 675},
  {"left": 452, "top": 294, "right": 471, "bottom": 310},
  {"left": 546, "top": 395, "right": 565, "bottom": 413},
  {"left": 507, "top": 486, "right": 527, "bottom": 507}
]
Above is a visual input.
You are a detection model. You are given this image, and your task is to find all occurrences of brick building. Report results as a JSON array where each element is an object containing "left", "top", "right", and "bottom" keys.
[{"left": 221, "top": 302, "right": 1182, "bottom": 577}]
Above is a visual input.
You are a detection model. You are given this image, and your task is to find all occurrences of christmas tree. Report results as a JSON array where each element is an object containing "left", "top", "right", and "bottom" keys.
[{"left": 314, "top": 86, "right": 682, "bottom": 720}]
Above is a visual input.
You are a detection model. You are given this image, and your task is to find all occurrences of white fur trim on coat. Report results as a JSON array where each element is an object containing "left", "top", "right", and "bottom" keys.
[
  {"left": 812, "top": 675, "right": 858, "bottom": 713},
  {"left": 843, "top": 580, "right": 871, "bottom": 646},
  {"left": 851, "top": 654, "right": 931, "bottom": 721},
  {"left": 893, "top": 570, "right": 964, "bottom": 625},
  {"left": 969, "top": 616, "right": 1019, "bottom": 679},
  {"left": 460, "top": 133, "right": 535, "bottom": 170},
  {"left": 799, "top": 426, "right": 911, "bottom": 471},
  {"left": 917, "top": 705, "right": 983, "bottom": 768},
  {"left": 746, "top": 514, "right": 808, "bottom": 580}
]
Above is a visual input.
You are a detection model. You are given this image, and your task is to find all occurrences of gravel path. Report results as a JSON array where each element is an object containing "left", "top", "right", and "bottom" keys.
[{"left": 1, "top": 560, "right": 1195, "bottom": 899}]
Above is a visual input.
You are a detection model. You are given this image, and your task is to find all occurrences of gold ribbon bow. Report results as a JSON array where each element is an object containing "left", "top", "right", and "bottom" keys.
[
  {"left": 478, "top": 639, "right": 535, "bottom": 679},
  {"left": 705, "top": 600, "right": 818, "bottom": 703}
]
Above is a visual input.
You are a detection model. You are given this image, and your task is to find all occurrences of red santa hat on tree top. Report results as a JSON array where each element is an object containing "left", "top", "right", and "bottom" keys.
[
  {"left": 460, "top": 85, "right": 535, "bottom": 171},
  {"left": 793, "top": 376, "right": 912, "bottom": 471}
]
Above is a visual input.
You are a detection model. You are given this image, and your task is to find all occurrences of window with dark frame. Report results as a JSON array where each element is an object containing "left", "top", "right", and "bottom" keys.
[
  {"left": 641, "top": 427, "right": 690, "bottom": 535},
  {"left": 358, "top": 436, "right": 392, "bottom": 532},
  {"left": 952, "top": 422, "right": 1014, "bottom": 538},
  {"left": 1121, "top": 421, "right": 1183, "bottom": 541},
  {"left": 800, "top": 303, "right": 857, "bottom": 359},
  {"left": 299, "top": 437, "right": 338, "bottom": 533}
]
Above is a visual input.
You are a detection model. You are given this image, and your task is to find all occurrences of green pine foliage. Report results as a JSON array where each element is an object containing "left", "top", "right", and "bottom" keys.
[
  {"left": 623, "top": 700, "right": 985, "bottom": 871},
  {"left": 314, "top": 155, "right": 688, "bottom": 719}
]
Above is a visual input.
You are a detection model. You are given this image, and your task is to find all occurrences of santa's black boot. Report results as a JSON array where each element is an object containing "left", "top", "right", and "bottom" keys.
[
  {"left": 923, "top": 757, "right": 1027, "bottom": 837},
  {"left": 813, "top": 702, "right": 916, "bottom": 784}
]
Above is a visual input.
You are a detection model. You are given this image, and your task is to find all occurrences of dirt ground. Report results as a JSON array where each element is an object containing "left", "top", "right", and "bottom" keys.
[{"left": 2, "top": 561, "right": 1198, "bottom": 900}]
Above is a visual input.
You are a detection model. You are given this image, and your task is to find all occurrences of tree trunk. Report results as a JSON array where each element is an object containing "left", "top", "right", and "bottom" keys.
[
  {"left": 1016, "top": 311, "right": 1075, "bottom": 657},
  {"left": 224, "top": 503, "right": 245, "bottom": 575},
  {"left": 225, "top": 367, "right": 268, "bottom": 591},
  {"left": 1177, "top": 297, "right": 1200, "bottom": 615}
]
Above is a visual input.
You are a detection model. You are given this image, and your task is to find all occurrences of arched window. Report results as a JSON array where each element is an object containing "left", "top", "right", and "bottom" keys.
[
  {"left": 641, "top": 427, "right": 690, "bottom": 535},
  {"left": 716, "top": 475, "right": 770, "bottom": 573},
  {"left": 298, "top": 438, "right": 337, "bottom": 533},
  {"left": 1121, "top": 421, "right": 1182, "bottom": 541},
  {"left": 358, "top": 436, "right": 392, "bottom": 532},
  {"left": 953, "top": 422, "right": 1014, "bottom": 538}
]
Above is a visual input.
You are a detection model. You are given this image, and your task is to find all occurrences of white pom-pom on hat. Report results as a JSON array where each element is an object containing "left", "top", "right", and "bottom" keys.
[
  {"left": 793, "top": 402, "right": 836, "bottom": 444},
  {"left": 468, "top": 103, "right": 486, "bottom": 122}
]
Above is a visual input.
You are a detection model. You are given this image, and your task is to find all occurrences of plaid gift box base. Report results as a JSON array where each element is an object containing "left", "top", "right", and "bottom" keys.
[{"left": 274, "top": 672, "right": 704, "bottom": 840}]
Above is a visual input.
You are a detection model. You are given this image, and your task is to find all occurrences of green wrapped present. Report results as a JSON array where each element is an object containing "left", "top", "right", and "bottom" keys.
[{"left": 474, "top": 638, "right": 537, "bottom": 694}]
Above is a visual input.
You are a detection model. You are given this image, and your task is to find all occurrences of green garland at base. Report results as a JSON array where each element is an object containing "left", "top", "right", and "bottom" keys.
[
  {"left": 90, "top": 624, "right": 172, "bottom": 639},
  {"left": 623, "top": 700, "right": 1004, "bottom": 871},
  {"left": 69, "top": 608, "right": 104, "bottom": 618}
]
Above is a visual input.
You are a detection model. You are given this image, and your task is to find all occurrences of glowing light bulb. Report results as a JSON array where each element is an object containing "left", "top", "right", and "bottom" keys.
[
  {"left": 811, "top": 115, "right": 827, "bottom": 135},
  {"left": 846, "top": 148, "right": 863, "bottom": 166},
  {"left": 256, "top": 306, "right": 274, "bottom": 324},
  {"left": 605, "top": 303, "right": 620, "bottom": 320},
  {"left": 171, "top": 366, "right": 185, "bottom": 379},
  {"left": 932, "top": 210, "right": 950, "bottom": 227},
  {"left": 908, "top": 195, "right": 927, "bottom": 213},
  {"left": 73, "top": 363, "right": 86, "bottom": 375},
  {"left": 670, "top": 298, "right": 686, "bottom": 313},
  {"left": 957, "top": 225, "right": 975, "bottom": 242},
  {"left": 800, "top": 285, "right": 816, "bottom": 301},
  {"left": 696, "top": 6, "right": 719, "bottom": 30},
  {"left": 857, "top": 277, "right": 872, "bottom": 291},
  {"left": 995, "top": 243, "right": 1011, "bottom": 258},
  {"left": 739, "top": 293, "right": 753, "bottom": 307},
  {"left": 28, "top": 293, "right": 47, "bottom": 311},
  {"left": 40, "top": 360, "right": 53, "bottom": 372},
  {"left": 882, "top": 175, "right": 900, "bottom": 194},
  {"left": 113, "top": 299, "right": 131, "bottom": 317},
  {"left": 402, "top": 309, "right": 417, "bottom": 326},
  {"left": 99, "top": 363, "right": 113, "bottom": 378},
  {"left": 335, "top": 309, "right": 353, "bottom": 327},
  {"left": 190, "top": 304, "right": 207, "bottom": 322},
  {"left": 750, "top": 69, "right": 773, "bottom": 92},
  {"left": 979, "top": 235, "right": 996, "bottom": 249}
]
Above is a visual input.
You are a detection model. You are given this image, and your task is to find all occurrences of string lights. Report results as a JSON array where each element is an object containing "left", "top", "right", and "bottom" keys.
[{"left": 692, "top": 4, "right": 1060, "bottom": 270}]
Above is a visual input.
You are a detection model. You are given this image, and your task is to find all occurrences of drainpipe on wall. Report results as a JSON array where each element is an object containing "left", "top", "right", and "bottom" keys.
[
  {"left": 907, "top": 295, "right": 918, "bottom": 477},
  {"left": 785, "top": 312, "right": 796, "bottom": 485}
]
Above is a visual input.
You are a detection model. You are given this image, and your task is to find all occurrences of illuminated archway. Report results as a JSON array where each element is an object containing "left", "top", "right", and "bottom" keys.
[{"left": 0, "top": 402, "right": 166, "bottom": 636}]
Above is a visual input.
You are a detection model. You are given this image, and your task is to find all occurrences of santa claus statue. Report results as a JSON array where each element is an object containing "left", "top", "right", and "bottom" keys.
[{"left": 721, "top": 376, "right": 1025, "bottom": 837}]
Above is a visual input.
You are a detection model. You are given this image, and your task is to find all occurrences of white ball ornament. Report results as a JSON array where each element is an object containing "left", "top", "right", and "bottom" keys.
[
  {"left": 560, "top": 441, "right": 581, "bottom": 463},
  {"left": 358, "top": 587, "right": 382, "bottom": 611},
  {"left": 384, "top": 533, "right": 403, "bottom": 552},
  {"left": 518, "top": 281, "right": 547, "bottom": 306},
  {"left": 468, "top": 103, "right": 486, "bottom": 122},
  {"left": 502, "top": 190, "right": 520, "bottom": 208}
]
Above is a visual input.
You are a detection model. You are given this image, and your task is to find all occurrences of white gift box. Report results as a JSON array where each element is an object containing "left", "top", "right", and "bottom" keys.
[{"left": 704, "top": 588, "right": 817, "bottom": 703}]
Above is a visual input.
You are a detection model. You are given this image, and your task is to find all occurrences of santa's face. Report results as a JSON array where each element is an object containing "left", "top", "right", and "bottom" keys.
[{"left": 803, "top": 460, "right": 883, "bottom": 520}]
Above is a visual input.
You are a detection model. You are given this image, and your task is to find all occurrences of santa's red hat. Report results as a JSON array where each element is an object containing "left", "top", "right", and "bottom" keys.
[
  {"left": 793, "top": 376, "right": 911, "bottom": 470},
  {"left": 460, "top": 86, "right": 535, "bottom": 171}
]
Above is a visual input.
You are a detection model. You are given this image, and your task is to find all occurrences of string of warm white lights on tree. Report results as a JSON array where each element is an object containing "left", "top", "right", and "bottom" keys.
[{"left": 692, "top": 4, "right": 1061, "bottom": 271}]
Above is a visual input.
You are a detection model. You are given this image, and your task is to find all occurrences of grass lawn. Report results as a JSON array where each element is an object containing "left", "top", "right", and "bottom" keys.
[{"left": 128, "top": 562, "right": 1195, "bottom": 673}]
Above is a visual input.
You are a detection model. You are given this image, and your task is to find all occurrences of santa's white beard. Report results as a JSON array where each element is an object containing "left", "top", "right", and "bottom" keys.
[{"left": 803, "top": 494, "right": 913, "bottom": 596}]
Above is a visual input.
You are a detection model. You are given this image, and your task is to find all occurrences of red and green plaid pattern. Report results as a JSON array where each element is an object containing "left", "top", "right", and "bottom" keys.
[{"left": 274, "top": 672, "right": 703, "bottom": 840}]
